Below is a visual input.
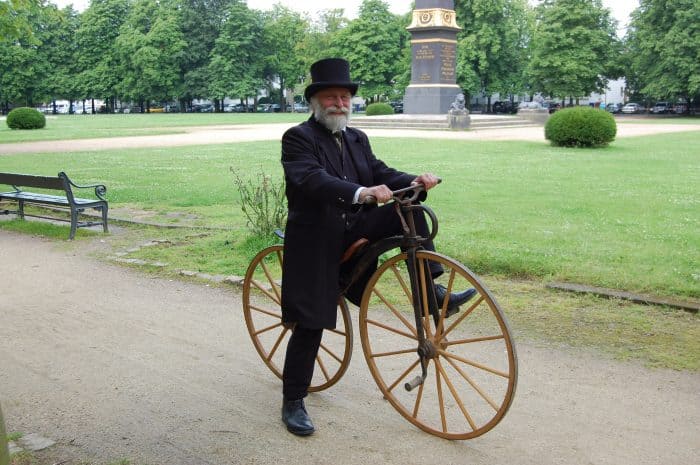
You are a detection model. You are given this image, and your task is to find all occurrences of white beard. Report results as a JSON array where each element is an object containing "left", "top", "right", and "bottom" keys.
[{"left": 311, "top": 98, "right": 352, "bottom": 132}]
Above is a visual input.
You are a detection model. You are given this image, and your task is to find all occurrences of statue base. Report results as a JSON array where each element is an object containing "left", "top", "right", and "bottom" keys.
[
  {"left": 447, "top": 110, "right": 470, "bottom": 130},
  {"left": 404, "top": 85, "right": 461, "bottom": 115}
]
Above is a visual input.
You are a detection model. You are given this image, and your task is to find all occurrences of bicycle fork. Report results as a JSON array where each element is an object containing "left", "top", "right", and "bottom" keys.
[{"left": 403, "top": 247, "right": 438, "bottom": 392}]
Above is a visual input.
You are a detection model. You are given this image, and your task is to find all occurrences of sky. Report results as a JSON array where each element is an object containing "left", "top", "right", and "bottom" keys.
[{"left": 51, "top": 0, "right": 640, "bottom": 33}]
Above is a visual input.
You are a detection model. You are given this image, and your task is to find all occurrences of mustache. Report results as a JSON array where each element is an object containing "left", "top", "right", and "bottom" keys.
[{"left": 322, "top": 105, "right": 350, "bottom": 116}]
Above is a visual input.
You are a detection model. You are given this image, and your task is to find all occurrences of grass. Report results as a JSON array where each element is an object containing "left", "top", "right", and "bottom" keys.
[
  {"left": 4, "top": 131, "right": 697, "bottom": 299},
  {"left": 0, "top": 124, "right": 698, "bottom": 370},
  {"left": 0, "top": 112, "right": 306, "bottom": 143}
]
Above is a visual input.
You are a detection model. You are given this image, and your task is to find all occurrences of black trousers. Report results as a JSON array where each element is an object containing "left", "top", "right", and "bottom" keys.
[{"left": 282, "top": 203, "right": 440, "bottom": 400}]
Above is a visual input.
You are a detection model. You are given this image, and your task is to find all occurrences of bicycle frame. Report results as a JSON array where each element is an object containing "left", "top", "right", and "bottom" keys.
[{"left": 339, "top": 184, "right": 440, "bottom": 391}]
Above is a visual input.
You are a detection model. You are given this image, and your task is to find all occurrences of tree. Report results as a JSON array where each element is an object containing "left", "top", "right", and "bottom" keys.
[
  {"left": 115, "top": 0, "right": 186, "bottom": 110},
  {"left": 626, "top": 0, "right": 700, "bottom": 107},
  {"left": 180, "top": 0, "right": 228, "bottom": 110},
  {"left": 261, "top": 5, "right": 309, "bottom": 111},
  {"left": 330, "top": 0, "right": 408, "bottom": 102},
  {"left": 455, "top": 0, "right": 533, "bottom": 109},
  {"left": 526, "top": 0, "right": 621, "bottom": 103},
  {"left": 75, "top": 0, "right": 131, "bottom": 112},
  {"left": 207, "top": 0, "right": 265, "bottom": 110},
  {"left": 300, "top": 9, "right": 349, "bottom": 71},
  {"left": 39, "top": 5, "right": 82, "bottom": 111},
  {"left": 0, "top": 1, "right": 69, "bottom": 111},
  {"left": 0, "top": 0, "right": 36, "bottom": 44}
]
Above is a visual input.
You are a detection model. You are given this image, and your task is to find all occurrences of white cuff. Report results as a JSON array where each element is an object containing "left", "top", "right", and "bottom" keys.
[{"left": 352, "top": 186, "right": 364, "bottom": 204}]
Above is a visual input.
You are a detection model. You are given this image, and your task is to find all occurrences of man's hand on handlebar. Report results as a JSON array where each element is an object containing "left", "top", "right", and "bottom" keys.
[
  {"left": 359, "top": 185, "right": 393, "bottom": 204},
  {"left": 359, "top": 174, "right": 441, "bottom": 204},
  {"left": 411, "top": 173, "right": 440, "bottom": 190}
]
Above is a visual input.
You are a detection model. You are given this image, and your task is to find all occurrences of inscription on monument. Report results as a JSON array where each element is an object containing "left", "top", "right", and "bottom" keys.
[
  {"left": 440, "top": 43, "right": 455, "bottom": 81},
  {"left": 415, "top": 45, "right": 435, "bottom": 60}
]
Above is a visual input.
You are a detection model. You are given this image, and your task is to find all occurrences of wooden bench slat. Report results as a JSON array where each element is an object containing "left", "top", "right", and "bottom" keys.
[{"left": 0, "top": 173, "right": 65, "bottom": 190}]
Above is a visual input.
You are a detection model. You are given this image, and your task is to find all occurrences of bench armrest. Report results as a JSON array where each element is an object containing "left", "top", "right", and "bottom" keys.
[{"left": 59, "top": 172, "right": 107, "bottom": 201}]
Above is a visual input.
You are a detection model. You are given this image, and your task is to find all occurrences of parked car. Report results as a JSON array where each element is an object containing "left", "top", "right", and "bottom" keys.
[
  {"left": 293, "top": 103, "right": 309, "bottom": 113},
  {"left": 606, "top": 103, "right": 622, "bottom": 114},
  {"left": 673, "top": 103, "right": 688, "bottom": 114},
  {"left": 389, "top": 101, "right": 403, "bottom": 113},
  {"left": 191, "top": 103, "right": 213, "bottom": 113},
  {"left": 651, "top": 101, "right": 672, "bottom": 114},
  {"left": 621, "top": 103, "right": 642, "bottom": 114},
  {"left": 492, "top": 100, "right": 517, "bottom": 114},
  {"left": 543, "top": 101, "right": 561, "bottom": 114}
]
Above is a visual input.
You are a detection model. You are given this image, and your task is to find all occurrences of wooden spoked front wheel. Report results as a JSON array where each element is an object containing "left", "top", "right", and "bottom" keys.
[
  {"left": 242, "top": 245, "right": 353, "bottom": 392},
  {"left": 358, "top": 250, "right": 517, "bottom": 439}
]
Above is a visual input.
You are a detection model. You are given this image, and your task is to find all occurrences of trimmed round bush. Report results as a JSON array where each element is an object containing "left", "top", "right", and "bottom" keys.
[
  {"left": 365, "top": 102, "right": 394, "bottom": 116},
  {"left": 545, "top": 106, "right": 616, "bottom": 147},
  {"left": 6, "top": 107, "right": 46, "bottom": 130}
]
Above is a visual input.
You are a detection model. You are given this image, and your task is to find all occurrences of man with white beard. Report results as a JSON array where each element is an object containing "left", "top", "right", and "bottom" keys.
[{"left": 277, "top": 58, "right": 475, "bottom": 436}]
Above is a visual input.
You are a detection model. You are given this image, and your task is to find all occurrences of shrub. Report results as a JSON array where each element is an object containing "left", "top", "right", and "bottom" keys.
[
  {"left": 231, "top": 166, "right": 287, "bottom": 238},
  {"left": 365, "top": 102, "right": 394, "bottom": 116},
  {"left": 545, "top": 106, "right": 616, "bottom": 147},
  {"left": 6, "top": 107, "right": 46, "bottom": 130}
]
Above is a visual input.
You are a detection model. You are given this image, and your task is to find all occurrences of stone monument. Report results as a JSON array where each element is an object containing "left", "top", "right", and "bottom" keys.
[{"left": 403, "top": 0, "right": 462, "bottom": 115}]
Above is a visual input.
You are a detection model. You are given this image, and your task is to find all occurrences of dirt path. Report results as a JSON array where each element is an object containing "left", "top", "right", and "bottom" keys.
[
  {"left": 1, "top": 231, "right": 698, "bottom": 465},
  {"left": 1, "top": 119, "right": 699, "bottom": 154}
]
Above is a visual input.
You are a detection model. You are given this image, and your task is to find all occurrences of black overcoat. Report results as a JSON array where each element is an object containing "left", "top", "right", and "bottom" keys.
[{"left": 281, "top": 116, "right": 416, "bottom": 329}]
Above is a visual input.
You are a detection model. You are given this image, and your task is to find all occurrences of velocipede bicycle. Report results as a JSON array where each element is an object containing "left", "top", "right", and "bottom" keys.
[{"left": 242, "top": 183, "right": 517, "bottom": 439}]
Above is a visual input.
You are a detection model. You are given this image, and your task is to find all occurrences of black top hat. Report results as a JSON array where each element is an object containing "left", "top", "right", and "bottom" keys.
[{"left": 304, "top": 58, "right": 359, "bottom": 101}]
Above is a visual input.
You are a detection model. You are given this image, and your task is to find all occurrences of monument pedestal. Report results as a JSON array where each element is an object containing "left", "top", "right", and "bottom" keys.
[
  {"left": 447, "top": 109, "right": 470, "bottom": 129},
  {"left": 516, "top": 108, "right": 550, "bottom": 125},
  {"left": 404, "top": 85, "right": 461, "bottom": 115},
  {"left": 404, "top": 1, "right": 461, "bottom": 115}
]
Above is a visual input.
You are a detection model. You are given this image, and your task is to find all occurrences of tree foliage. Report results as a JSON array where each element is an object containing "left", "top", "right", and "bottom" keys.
[
  {"left": 180, "top": 0, "right": 229, "bottom": 105},
  {"left": 75, "top": 0, "right": 131, "bottom": 109},
  {"left": 455, "top": 0, "right": 532, "bottom": 105},
  {"left": 626, "top": 0, "right": 700, "bottom": 104},
  {"left": 0, "top": 0, "right": 695, "bottom": 112},
  {"left": 261, "top": 5, "right": 308, "bottom": 110},
  {"left": 208, "top": 0, "right": 264, "bottom": 106},
  {"left": 0, "top": 0, "right": 36, "bottom": 44},
  {"left": 115, "top": 0, "right": 186, "bottom": 108},
  {"left": 330, "top": 0, "right": 409, "bottom": 102},
  {"left": 526, "top": 0, "right": 621, "bottom": 101}
]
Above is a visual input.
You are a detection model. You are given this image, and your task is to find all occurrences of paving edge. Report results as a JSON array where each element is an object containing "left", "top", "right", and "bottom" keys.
[{"left": 547, "top": 282, "right": 699, "bottom": 313}]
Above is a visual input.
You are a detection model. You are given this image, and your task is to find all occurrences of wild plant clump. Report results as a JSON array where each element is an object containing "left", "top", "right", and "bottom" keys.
[
  {"left": 231, "top": 167, "right": 287, "bottom": 237},
  {"left": 6, "top": 107, "right": 46, "bottom": 129},
  {"left": 365, "top": 102, "right": 394, "bottom": 116},
  {"left": 545, "top": 106, "right": 616, "bottom": 148}
]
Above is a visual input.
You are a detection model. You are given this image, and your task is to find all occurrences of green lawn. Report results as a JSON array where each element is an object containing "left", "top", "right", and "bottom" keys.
[
  {"left": 0, "top": 112, "right": 307, "bottom": 143},
  {"left": 1, "top": 130, "right": 698, "bottom": 300},
  {"left": 1, "top": 125, "right": 698, "bottom": 370}
]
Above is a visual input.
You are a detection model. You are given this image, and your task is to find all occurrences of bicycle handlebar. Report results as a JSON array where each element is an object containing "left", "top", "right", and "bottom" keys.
[{"left": 361, "top": 178, "right": 442, "bottom": 205}]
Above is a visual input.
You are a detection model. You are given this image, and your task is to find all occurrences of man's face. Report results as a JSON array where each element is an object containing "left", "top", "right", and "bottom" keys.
[{"left": 311, "top": 87, "right": 353, "bottom": 132}]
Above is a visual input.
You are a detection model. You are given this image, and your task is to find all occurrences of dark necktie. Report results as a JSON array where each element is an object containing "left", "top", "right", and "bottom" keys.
[{"left": 333, "top": 131, "right": 344, "bottom": 167}]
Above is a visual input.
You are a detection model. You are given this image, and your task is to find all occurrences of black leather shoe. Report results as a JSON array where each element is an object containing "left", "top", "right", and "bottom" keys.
[
  {"left": 282, "top": 399, "right": 315, "bottom": 436},
  {"left": 434, "top": 284, "right": 477, "bottom": 317}
]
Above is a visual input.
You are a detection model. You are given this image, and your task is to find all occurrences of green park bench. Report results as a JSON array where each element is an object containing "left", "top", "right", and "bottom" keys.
[{"left": 0, "top": 172, "right": 108, "bottom": 240}]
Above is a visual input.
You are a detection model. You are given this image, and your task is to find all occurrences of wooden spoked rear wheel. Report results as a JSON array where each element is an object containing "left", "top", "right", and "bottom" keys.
[
  {"left": 242, "top": 245, "right": 353, "bottom": 392},
  {"left": 359, "top": 250, "right": 517, "bottom": 439}
]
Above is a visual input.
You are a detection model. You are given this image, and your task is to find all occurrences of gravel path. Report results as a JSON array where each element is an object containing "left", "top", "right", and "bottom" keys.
[
  {"left": 1, "top": 231, "right": 698, "bottom": 465},
  {"left": 1, "top": 119, "right": 698, "bottom": 154}
]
